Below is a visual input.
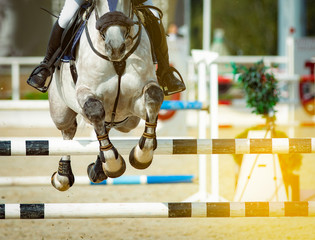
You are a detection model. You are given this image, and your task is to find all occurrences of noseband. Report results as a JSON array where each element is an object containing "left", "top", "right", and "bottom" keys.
[{"left": 96, "top": 11, "right": 134, "bottom": 38}]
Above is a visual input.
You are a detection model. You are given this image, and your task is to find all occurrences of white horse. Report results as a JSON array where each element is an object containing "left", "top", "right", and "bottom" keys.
[{"left": 49, "top": 0, "right": 164, "bottom": 191}]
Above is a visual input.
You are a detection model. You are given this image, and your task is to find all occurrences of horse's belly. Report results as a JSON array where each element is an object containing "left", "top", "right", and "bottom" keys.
[{"left": 101, "top": 93, "right": 141, "bottom": 122}]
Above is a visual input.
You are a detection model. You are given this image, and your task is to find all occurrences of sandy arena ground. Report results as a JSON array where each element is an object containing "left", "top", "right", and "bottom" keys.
[{"left": 1, "top": 124, "right": 315, "bottom": 240}]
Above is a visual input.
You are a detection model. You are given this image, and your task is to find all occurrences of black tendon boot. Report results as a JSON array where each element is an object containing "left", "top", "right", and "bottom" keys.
[
  {"left": 27, "top": 21, "right": 64, "bottom": 92},
  {"left": 143, "top": 10, "right": 186, "bottom": 96}
]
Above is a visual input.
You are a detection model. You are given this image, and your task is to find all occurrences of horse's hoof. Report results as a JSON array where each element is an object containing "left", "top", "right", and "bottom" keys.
[
  {"left": 87, "top": 162, "right": 108, "bottom": 183},
  {"left": 103, "top": 156, "right": 126, "bottom": 178},
  {"left": 51, "top": 171, "right": 74, "bottom": 191},
  {"left": 129, "top": 146, "right": 152, "bottom": 170}
]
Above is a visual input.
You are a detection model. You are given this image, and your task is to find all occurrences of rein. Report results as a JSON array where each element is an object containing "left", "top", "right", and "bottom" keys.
[{"left": 84, "top": 5, "right": 143, "bottom": 130}]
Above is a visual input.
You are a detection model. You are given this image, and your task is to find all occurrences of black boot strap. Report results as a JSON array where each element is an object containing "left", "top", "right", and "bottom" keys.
[
  {"left": 142, "top": 132, "right": 156, "bottom": 139},
  {"left": 58, "top": 160, "right": 73, "bottom": 176},
  {"left": 100, "top": 143, "right": 114, "bottom": 151}
]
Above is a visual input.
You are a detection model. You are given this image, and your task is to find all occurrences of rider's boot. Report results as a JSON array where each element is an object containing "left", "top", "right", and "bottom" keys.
[
  {"left": 144, "top": 11, "right": 186, "bottom": 96},
  {"left": 27, "top": 21, "right": 64, "bottom": 90}
]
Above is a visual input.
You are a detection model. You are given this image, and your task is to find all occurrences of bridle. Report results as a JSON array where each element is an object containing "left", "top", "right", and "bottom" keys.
[
  {"left": 84, "top": 1, "right": 143, "bottom": 130},
  {"left": 85, "top": 2, "right": 143, "bottom": 63}
]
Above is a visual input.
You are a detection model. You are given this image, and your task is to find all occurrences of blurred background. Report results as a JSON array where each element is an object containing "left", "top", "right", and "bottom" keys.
[{"left": 1, "top": 0, "right": 315, "bottom": 56}]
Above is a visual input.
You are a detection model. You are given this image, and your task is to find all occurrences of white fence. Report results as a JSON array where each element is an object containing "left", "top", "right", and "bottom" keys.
[
  {"left": 0, "top": 57, "right": 42, "bottom": 100},
  {"left": 0, "top": 53, "right": 294, "bottom": 101}
]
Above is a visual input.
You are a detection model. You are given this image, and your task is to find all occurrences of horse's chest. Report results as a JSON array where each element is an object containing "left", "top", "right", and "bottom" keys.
[
  {"left": 96, "top": 74, "right": 143, "bottom": 96},
  {"left": 94, "top": 74, "right": 143, "bottom": 113}
]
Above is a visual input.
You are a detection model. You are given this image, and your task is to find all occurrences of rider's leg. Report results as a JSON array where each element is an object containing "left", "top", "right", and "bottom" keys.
[
  {"left": 27, "top": 21, "right": 64, "bottom": 88},
  {"left": 27, "top": 0, "right": 84, "bottom": 89},
  {"left": 142, "top": 8, "right": 186, "bottom": 96}
]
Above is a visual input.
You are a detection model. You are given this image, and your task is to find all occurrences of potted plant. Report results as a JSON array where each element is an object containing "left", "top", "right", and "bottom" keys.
[{"left": 232, "top": 60, "right": 302, "bottom": 200}]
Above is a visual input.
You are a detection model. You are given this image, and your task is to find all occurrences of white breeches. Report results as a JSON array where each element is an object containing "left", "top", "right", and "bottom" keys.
[
  {"left": 58, "top": 0, "right": 85, "bottom": 29},
  {"left": 57, "top": 0, "right": 156, "bottom": 29}
]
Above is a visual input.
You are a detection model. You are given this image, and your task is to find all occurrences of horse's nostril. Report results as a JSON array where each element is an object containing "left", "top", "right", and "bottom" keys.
[
  {"left": 120, "top": 43, "right": 126, "bottom": 54},
  {"left": 105, "top": 45, "right": 111, "bottom": 53}
]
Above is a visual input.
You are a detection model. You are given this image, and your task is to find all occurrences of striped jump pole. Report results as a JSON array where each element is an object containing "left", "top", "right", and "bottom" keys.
[
  {"left": 1, "top": 138, "right": 315, "bottom": 156},
  {"left": 0, "top": 175, "right": 195, "bottom": 186},
  {"left": 1, "top": 202, "right": 315, "bottom": 219}
]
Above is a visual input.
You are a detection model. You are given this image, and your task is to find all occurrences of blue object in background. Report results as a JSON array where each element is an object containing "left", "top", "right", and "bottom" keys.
[
  {"left": 90, "top": 175, "right": 194, "bottom": 185},
  {"left": 160, "top": 101, "right": 204, "bottom": 110}
]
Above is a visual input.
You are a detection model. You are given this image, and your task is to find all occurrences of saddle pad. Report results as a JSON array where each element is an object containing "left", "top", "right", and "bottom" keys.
[
  {"left": 60, "top": 1, "right": 93, "bottom": 62},
  {"left": 61, "top": 22, "right": 86, "bottom": 62},
  {"left": 107, "top": 0, "right": 118, "bottom": 12}
]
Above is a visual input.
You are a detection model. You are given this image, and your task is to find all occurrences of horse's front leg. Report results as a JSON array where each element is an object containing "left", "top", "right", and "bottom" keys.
[
  {"left": 129, "top": 84, "right": 164, "bottom": 169},
  {"left": 49, "top": 84, "right": 77, "bottom": 191},
  {"left": 51, "top": 121, "right": 77, "bottom": 191},
  {"left": 80, "top": 95, "right": 126, "bottom": 182}
]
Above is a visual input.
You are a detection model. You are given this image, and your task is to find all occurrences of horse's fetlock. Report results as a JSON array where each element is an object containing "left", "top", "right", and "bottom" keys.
[
  {"left": 87, "top": 157, "right": 108, "bottom": 183},
  {"left": 83, "top": 98, "right": 105, "bottom": 122}
]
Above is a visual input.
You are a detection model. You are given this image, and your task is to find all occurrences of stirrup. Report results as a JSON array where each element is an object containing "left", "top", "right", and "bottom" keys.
[
  {"left": 27, "top": 63, "right": 54, "bottom": 93},
  {"left": 158, "top": 66, "right": 186, "bottom": 96}
]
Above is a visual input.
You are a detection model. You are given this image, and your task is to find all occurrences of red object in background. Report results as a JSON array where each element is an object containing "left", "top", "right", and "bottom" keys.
[
  {"left": 218, "top": 75, "right": 232, "bottom": 105},
  {"left": 299, "top": 61, "right": 315, "bottom": 115},
  {"left": 218, "top": 99, "right": 232, "bottom": 105},
  {"left": 158, "top": 92, "right": 180, "bottom": 121},
  {"left": 218, "top": 75, "right": 232, "bottom": 85},
  {"left": 305, "top": 61, "right": 315, "bottom": 75},
  {"left": 158, "top": 75, "right": 233, "bottom": 121}
]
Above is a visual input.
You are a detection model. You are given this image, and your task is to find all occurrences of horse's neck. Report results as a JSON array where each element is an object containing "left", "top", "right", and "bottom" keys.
[
  {"left": 116, "top": 0, "right": 131, "bottom": 15},
  {"left": 95, "top": 0, "right": 131, "bottom": 15},
  {"left": 95, "top": 0, "right": 109, "bottom": 14}
]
